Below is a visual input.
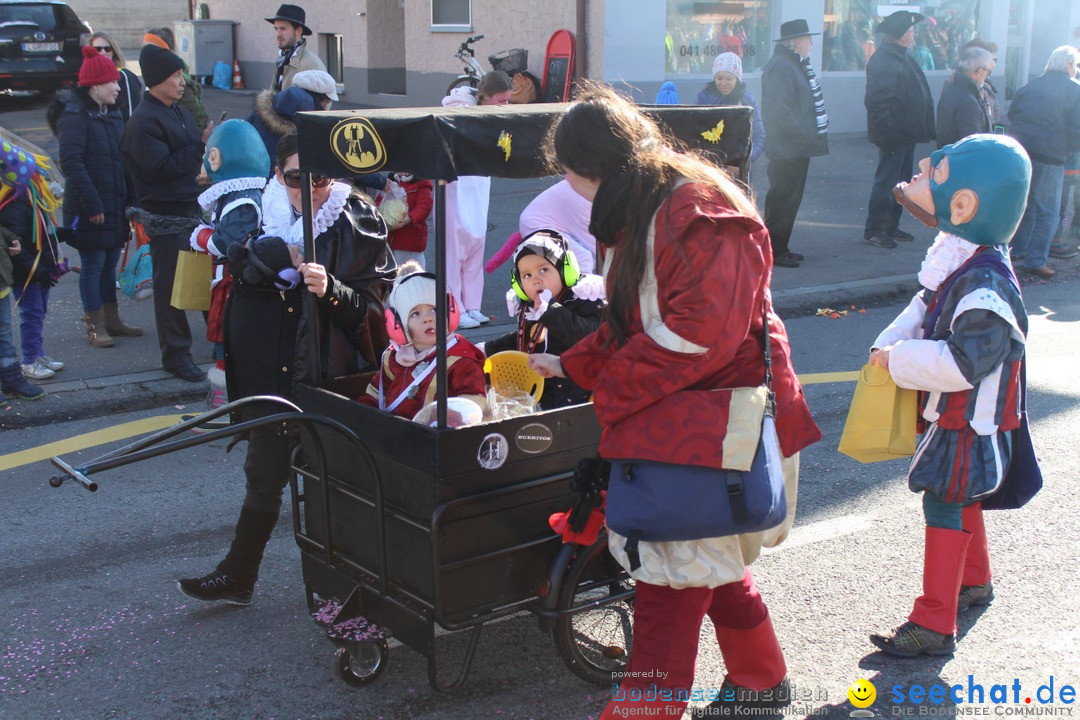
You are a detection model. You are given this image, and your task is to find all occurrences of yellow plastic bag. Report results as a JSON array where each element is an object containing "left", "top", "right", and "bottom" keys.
[
  {"left": 170, "top": 250, "right": 212, "bottom": 311},
  {"left": 838, "top": 363, "right": 918, "bottom": 463}
]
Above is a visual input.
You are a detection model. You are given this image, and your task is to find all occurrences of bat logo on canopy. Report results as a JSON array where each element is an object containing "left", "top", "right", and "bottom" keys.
[{"left": 330, "top": 118, "right": 387, "bottom": 173}]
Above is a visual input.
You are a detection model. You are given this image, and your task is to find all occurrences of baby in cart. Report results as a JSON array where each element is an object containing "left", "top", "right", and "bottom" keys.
[
  {"left": 358, "top": 261, "right": 487, "bottom": 424},
  {"left": 482, "top": 229, "right": 605, "bottom": 409}
]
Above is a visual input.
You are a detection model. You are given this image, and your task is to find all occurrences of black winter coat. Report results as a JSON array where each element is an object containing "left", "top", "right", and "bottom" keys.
[
  {"left": 120, "top": 93, "right": 203, "bottom": 216},
  {"left": 0, "top": 193, "right": 63, "bottom": 288},
  {"left": 1007, "top": 70, "right": 1080, "bottom": 166},
  {"left": 116, "top": 68, "right": 142, "bottom": 123},
  {"left": 57, "top": 89, "right": 132, "bottom": 252},
  {"left": 936, "top": 72, "right": 989, "bottom": 148},
  {"left": 484, "top": 293, "right": 604, "bottom": 409},
  {"left": 865, "top": 41, "right": 936, "bottom": 147},
  {"left": 761, "top": 45, "right": 828, "bottom": 160},
  {"left": 224, "top": 194, "right": 392, "bottom": 405}
]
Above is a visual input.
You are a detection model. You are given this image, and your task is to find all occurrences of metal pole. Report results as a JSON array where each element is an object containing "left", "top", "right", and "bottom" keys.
[
  {"left": 435, "top": 180, "right": 448, "bottom": 429},
  {"left": 301, "top": 173, "right": 322, "bottom": 387}
]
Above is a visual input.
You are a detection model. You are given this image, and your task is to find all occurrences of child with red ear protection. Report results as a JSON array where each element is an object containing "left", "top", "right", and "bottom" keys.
[
  {"left": 358, "top": 260, "right": 486, "bottom": 421},
  {"left": 481, "top": 229, "right": 605, "bottom": 409}
]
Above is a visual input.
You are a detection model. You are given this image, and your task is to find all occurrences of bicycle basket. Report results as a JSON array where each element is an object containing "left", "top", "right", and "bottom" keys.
[{"left": 488, "top": 48, "right": 528, "bottom": 74}]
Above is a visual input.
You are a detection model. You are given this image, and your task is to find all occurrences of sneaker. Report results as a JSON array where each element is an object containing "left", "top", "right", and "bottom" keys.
[
  {"left": 457, "top": 312, "right": 481, "bottom": 329},
  {"left": 1048, "top": 241, "right": 1078, "bottom": 259},
  {"left": 957, "top": 581, "right": 994, "bottom": 613},
  {"left": 177, "top": 571, "right": 253, "bottom": 606},
  {"left": 870, "top": 620, "right": 956, "bottom": 657},
  {"left": 863, "top": 234, "right": 898, "bottom": 249},
  {"left": 889, "top": 229, "right": 916, "bottom": 242},
  {"left": 466, "top": 309, "right": 489, "bottom": 324},
  {"left": 36, "top": 356, "right": 64, "bottom": 372},
  {"left": 21, "top": 359, "right": 55, "bottom": 380}
]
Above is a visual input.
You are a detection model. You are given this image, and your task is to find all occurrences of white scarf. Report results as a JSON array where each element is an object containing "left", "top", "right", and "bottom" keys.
[
  {"left": 917, "top": 231, "right": 981, "bottom": 291},
  {"left": 261, "top": 177, "right": 351, "bottom": 249}
]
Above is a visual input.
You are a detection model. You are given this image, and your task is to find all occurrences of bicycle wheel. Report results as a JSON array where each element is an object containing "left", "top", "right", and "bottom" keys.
[
  {"left": 553, "top": 532, "right": 635, "bottom": 686},
  {"left": 446, "top": 75, "right": 477, "bottom": 96}
]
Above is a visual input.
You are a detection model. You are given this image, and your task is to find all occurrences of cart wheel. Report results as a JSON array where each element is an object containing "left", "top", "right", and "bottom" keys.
[
  {"left": 334, "top": 640, "right": 389, "bottom": 687},
  {"left": 553, "top": 532, "right": 634, "bottom": 687},
  {"left": 446, "top": 76, "right": 477, "bottom": 96}
]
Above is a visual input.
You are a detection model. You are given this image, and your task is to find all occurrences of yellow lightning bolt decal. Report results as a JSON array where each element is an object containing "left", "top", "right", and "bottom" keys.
[
  {"left": 497, "top": 131, "right": 512, "bottom": 161},
  {"left": 701, "top": 119, "right": 725, "bottom": 143}
]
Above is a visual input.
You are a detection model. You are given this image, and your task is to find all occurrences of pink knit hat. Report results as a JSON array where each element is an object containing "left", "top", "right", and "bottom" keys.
[{"left": 712, "top": 52, "right": 743, "bottom": 82}]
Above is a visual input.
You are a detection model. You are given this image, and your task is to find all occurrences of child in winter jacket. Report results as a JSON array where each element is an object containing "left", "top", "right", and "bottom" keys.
[
  {"left": 383, "top": 173, "right": 433, "bottom": 268},
  {"left": 482, "top": 230, "right": 605, "bottom": 409},
  {"left": 359, "top": 261, "right": 486, "bottom": 422}
]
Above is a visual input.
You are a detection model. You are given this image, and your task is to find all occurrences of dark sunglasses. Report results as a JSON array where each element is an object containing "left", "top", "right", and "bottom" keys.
[
  {"left": 282, "top": 170, "right": 332, "bottom": 189},
  {"left": 92, "top": 44, "right": 112, "bottom": 53}
]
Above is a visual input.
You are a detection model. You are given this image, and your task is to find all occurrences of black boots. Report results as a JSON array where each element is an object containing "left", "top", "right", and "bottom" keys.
[
  {"left": 0, "top": 362, "right": 45, "bottom": 400},
  {"left": 177, "top": 505, "right": 279, "bottom": 605}
]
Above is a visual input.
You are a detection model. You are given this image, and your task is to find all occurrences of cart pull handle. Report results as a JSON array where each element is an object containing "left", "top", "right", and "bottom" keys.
[{"left": 49, "top": 456, "right": 98, "bottom": 492}]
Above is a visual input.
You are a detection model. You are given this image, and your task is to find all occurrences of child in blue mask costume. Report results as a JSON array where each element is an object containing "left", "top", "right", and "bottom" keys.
[{"left": 868, "top": 134, "right": 1039, "bottom": 657}]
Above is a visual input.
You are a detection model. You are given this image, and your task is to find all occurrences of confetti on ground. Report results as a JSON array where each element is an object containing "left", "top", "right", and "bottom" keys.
[{"left": 815, "top": 307, "right": 848, "bottom": 319}]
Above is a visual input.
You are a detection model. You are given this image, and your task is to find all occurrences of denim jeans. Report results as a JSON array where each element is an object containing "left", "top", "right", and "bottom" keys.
[
  {"left": 0, "top": 292, "right": 17, "bottom": 367},
  {"left": 864, "top": 143, "right": 915, "bottom": 239},
  {"left": 1057, "top": 173, "right": 1080, "bottom": 237},
  {"left": 11, "top": 281, "right": 50, "bottom": 363},
  {"left": 77, "top": 246, "right": 121, "bottom": 312},
  {"left": 1010, "top": 160, "right": 1064, "bottom": 270}
]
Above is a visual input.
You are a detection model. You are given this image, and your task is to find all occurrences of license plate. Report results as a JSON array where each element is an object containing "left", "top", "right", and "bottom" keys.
[{"left": 21, "top": 42, "right": 60, "bottom": 52}]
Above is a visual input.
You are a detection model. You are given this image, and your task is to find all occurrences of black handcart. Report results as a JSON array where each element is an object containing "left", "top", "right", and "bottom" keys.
[{"left": 49, "top": 101, "right": 753, "bottom": 691}]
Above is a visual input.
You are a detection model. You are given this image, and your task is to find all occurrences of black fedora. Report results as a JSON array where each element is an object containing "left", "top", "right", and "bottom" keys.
[
  {"left": 773, "top": 19, "right": 820, "bottom": 42},
  {"left": 265, "top": 4, "right": 312, "bottom": 36},
  {"left": 876, "top": 10, "right": 925, "bottom": 39}
]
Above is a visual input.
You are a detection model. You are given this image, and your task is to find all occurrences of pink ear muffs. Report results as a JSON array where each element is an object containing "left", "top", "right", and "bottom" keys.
[{"left": 382, "top": 272, "right": 461, "bottom": 345}]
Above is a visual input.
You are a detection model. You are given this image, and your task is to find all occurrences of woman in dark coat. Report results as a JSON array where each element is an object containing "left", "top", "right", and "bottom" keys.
[{"left": 57, "top": 46, "right": 141, "bottom": 348}]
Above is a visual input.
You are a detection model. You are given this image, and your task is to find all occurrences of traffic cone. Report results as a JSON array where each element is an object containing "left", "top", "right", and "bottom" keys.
[{"left": 231, "top": 59, "right": 244, "bottom": 90}]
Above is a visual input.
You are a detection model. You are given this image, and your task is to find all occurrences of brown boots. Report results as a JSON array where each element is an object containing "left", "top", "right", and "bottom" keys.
[{"left": 84, "top": 303, "right": 143, "bottom": 348}]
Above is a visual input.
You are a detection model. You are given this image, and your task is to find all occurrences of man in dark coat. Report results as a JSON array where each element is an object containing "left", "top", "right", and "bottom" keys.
[
  {"left": 862, "top": 10, "right": 936, "bottom": 249},
  {"left": 120, "top": 44, "right": 216, "bottom": 382},
  {"left": 1007, "top": 45, "right": 1080, "bottom": 278},
  {"left": 936, "top": 46, "right": 993, "bottom": 148},
  {"left": 761, "top": 18, "right": 829, "bottom": 269}
]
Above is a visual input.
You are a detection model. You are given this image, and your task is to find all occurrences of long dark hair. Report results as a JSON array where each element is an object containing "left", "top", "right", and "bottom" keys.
[{"left": 546, "top": 82, "right": 757, "bottom": 346}]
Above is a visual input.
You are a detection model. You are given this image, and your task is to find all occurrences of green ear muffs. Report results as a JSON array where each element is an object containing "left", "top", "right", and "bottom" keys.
[{"left": 510, "top": 229, "right": 581, "bottom": 302}]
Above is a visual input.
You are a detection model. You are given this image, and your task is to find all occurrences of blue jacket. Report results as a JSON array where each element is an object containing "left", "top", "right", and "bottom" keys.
[
  {"left": 1007, "top": 70, "right": 1080, "bottom": 166},
  {"left": 247, "top": 87, "right": 315, "bottom": 170},
  {"left": 696, "top": 82, "right": 764, "bottom": 162},
  {"left": 57, "top": 89, "right": 133, "bottom": 252}
]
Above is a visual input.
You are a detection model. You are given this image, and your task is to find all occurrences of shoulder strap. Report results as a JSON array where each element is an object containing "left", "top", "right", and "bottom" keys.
[{"left": 924, "top": 249, "right": 1017, "bottom": 337}]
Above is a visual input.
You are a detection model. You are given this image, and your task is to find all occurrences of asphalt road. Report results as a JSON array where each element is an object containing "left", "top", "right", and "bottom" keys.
[{"left": 2, "top": 280, "right": 1078, "bottom": 720}]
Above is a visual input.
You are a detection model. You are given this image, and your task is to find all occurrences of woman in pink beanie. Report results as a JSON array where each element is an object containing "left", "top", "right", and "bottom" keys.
[{"left": 54, "top": 45, "right": 141, "bottom": 351}]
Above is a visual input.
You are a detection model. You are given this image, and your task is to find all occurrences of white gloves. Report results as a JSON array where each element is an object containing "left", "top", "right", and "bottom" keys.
[
  {"left": 524, "top": 288, "right": 552, "bottom": 322},
  {"left": 571, "top": 273, "right": 606, "bottom": 302}
]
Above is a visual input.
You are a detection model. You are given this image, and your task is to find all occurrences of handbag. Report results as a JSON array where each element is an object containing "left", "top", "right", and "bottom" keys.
[
  {"left": 837, "top": 363, "right": 918, "bottom": 463},
  {"left": 170, "top": 249, "right": 212, "bottom": 311},
  {"left": 603, "top": 300, "right": 788, "bottom": 569},
  {"left": 118, "top": 226, "right": 153, "bottom": 300},
  {"left": 978, "top": 359, "right": 1042, "bottom": 510}
]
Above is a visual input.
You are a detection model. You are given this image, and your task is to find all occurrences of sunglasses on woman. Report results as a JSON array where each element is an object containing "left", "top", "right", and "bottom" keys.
[
  {"left": 92, "top": 44, "right": 112, "bottom": 53},
  {"left": 282, "top": 170, "right": 332, "bottom": 189}
]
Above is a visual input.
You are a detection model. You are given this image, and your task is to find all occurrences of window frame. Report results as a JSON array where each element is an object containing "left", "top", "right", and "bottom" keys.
[{"left": 430, "top": 0, "right": 472, "bottom": 33}]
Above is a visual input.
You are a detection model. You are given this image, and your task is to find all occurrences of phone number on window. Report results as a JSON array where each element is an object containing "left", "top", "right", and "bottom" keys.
[{"left": 678, "top": 44, "right": 752, "bottom": 57}]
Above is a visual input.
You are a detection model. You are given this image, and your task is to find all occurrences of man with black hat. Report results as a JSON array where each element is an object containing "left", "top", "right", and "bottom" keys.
[
  {"left": 120, "top": 44, "right": 216, "bottom": 382},
  {"left": 266, "top": 4, "right": 326, "bottom": 93},
  {"left": 761, "top": 18, "right": 829, "bottom": 269},
  {"left": 862, "top": 10, "right": 936, "bottom": 249}
]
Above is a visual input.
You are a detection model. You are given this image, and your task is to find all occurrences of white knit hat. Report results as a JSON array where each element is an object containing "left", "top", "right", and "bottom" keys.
[
  {"left": 292, "top": 70, "right": 339, "bottom": 101},
  {"left": 388, "top": 261, "right": 436, "bottom": 343},
  {"left": 712, "top": 52, "right": 743, "bottom": 82}
]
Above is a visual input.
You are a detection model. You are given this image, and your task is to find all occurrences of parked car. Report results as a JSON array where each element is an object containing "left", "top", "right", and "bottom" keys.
[{"left": 0, "top": 0, "right": 91, "bottom": 93}]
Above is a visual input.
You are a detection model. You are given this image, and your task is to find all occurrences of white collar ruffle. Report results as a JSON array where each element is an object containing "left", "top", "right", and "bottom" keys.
[
  {"left": 261, "top": 178, "right": 351, "bottom": 249},
  {"left": 198, "top": 176, "right": 268, "bottom": 211},
  {"left": 917, "top": 231, "right": 982, "bottom": 291}
]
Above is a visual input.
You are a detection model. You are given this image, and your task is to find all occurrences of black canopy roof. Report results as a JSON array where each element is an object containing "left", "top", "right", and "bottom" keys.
[{"left": 294, "top": 103, "right": 753, "bottom": 181}]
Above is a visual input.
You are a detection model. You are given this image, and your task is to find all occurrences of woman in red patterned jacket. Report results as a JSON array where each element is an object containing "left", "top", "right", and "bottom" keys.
[{"left": 529, "top": 85, "right": 821, "bottom": 719}]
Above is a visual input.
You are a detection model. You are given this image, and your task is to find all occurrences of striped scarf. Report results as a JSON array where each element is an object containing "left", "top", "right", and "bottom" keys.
[{"left": 802, "top": 56, "right": 828, "bottom": 135}]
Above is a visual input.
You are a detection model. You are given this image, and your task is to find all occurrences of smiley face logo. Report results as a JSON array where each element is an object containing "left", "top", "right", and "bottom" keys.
[{"left": 848, "top": 678, "right": 876, "bottom": 709}]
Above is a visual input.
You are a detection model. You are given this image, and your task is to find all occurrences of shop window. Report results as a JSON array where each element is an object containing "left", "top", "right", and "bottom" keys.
[
  {"left": 823, "top": 0, "right": 982, "bottom": 72},
  {"left": 665, "top": 1, "right": 773, "bottom": 76},
  {"left": 322, "top": 33, "right": 344, "bottom": 82},
  {"left": 431, "top": 0, "right": 470, "bottom": 29}
]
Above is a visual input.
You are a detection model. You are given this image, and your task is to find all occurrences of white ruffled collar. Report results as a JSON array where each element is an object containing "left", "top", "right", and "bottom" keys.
[
  {"left": 198, "top": 176, "right": 268, "bottom": 211},
  {"left": 262, "top": 178, "right": 351, "bottom": 249},
  {"left": 917, "top": 232, "right": 982, "bottom": 291},
  {"left": 311, "top": 181, "right": 351, "bottom": 237}
]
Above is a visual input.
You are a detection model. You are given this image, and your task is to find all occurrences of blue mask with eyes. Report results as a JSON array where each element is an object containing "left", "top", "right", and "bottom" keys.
[{"left": 928, "top": 134, "right": 1031, "bottom": 246}]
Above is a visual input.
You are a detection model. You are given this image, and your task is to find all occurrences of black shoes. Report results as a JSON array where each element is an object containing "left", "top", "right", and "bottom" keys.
[
  {"left": 870, "top": 620, "right": 956, "bottom": 657},
  {"left": 889, "top": 229, "right": 916, "bottom": 242},
  {"left": 864, "top": 234, "right": 898, "bottom": 249},
  {"left": 166, "top": 362, "right": 208, "bottom": 383},
  {"left": 177, "top": 571, "right": 254, "bottom": 606},
  {"left": 773, "top": 253, "right": 800, "bottom": 268},
  {"left": 957, "top": 581, "right": 995, "bottom": 613}
]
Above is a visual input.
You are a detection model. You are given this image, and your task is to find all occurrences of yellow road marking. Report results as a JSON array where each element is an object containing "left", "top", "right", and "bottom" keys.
[
  {"left": 2, "top": 370, "right": 860, "bottom": 472},
  {"left": 0, "top": 414, "right": 186, "bottom": 472}
]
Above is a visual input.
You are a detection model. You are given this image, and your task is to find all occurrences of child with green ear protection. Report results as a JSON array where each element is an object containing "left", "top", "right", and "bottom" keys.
[{"left": 482, "top": 229, "right": 606, "bottom": 409}]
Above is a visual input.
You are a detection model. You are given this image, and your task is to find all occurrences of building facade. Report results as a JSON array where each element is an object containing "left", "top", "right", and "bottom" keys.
[{"left": 196, "top": 0, "right": 1077, "bottom": 132}]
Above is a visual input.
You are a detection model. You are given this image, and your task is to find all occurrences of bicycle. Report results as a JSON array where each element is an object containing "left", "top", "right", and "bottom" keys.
[{"left": 446, "top": 35, "right": 529, "bottom": 97}]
